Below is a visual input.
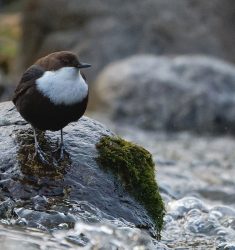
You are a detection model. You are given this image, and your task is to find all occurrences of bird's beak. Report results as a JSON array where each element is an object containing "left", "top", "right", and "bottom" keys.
[{"left": 78, "top": 62, "right": 91, "bottom": 69}]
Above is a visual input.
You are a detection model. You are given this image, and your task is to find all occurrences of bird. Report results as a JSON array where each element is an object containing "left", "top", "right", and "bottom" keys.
[{"left": 12, "top": 51, "right": 91, "bottom": 163}]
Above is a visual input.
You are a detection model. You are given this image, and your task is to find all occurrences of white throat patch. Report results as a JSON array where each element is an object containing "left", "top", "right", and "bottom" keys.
[{"left": 36, "top": 67, "right": 88, "bottom": 105}]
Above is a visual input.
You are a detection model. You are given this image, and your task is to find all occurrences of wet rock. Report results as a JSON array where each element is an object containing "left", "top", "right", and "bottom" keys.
[
  {"left": 0, "top": 101, "right": 163, "bottom": 236},
  {"left": 0, "top": 199, "right": 15, "bottom": 219},
  {"left": 20, "top": 0, "right": 235, "bottom": 81},
  {"left": 95, "top": 55, "right": 235, "bottom": 134}
]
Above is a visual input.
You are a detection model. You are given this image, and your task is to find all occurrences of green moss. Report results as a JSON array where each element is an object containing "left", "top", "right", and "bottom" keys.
[{"left": 96, "top": 136, "right": 165, "bottom": 238}]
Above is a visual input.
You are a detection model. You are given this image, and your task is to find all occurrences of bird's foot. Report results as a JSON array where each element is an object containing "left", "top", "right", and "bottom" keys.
[
  {"left": 53, "top": 143, "right": 68, "bottom": 161},
  {"left": 33, "top": 145, "right": 50, "bottom": 165}
]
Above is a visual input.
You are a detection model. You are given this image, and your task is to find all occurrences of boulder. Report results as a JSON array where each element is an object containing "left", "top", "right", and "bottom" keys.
[
  {"left": 20, "top": 0, "right": 235, "bottom": 81},
  {"left": 94, "top": 55, "right": 235, "bottom": 133},
  {"left": 0, "top": 101, "right": 164, "bottom": 237}
]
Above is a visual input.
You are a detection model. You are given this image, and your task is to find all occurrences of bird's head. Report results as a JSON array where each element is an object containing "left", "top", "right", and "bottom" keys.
[{"left": 36, "top": 51, "right": 91, "bottom": 71}]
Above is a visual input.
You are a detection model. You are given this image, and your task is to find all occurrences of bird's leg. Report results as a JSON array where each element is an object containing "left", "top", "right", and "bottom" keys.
[
  {"left": 52, "top": 129, "right": 67, "bottom": 161},
  {"left": 32, "top": 127, "right": 49, "bottom": 164},
  {"left": 59, "top": 129, "right": 66, "bottom": 160}
]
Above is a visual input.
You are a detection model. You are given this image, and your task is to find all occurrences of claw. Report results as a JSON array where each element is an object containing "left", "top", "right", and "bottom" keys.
[
  {"left": 32, "top": 127, "right": 68, "bottom": 165},
  {"left": 52, "top": 129, "right": 67, "bottom": 161},
  {"left": 53, "top": 143, "right": 67, "bottom": 161},
  {"left": 34, "top": 145, "right": 50, "bottom": 165}
]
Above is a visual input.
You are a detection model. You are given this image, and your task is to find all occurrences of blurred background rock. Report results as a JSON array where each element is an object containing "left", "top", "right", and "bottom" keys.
[{"left": 1, "top": 0, "right": 235, "bottom": 134}]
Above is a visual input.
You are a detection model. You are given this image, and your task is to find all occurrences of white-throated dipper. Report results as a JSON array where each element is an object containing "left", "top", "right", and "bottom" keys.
[{"left": 13, "top": 51, "right": 91, "bottom": 163}]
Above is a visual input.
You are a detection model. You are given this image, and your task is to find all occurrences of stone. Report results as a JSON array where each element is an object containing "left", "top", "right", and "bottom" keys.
[
  {"left": 94, "top": 55, "right": 235, "bottom": 133},
  {"left": 0, "top": 101, "right": 164, "bottom": 237},
  {"left": 20, "top": 0, "right": 235, "bottom": 81}
]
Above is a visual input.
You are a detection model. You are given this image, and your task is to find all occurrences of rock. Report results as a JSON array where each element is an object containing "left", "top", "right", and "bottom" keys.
[
  {"left": 94, "top": 55, "right": 235, "bottom": 133},
  {"left": 0, "top": 101, "right": 164, "bottom": 237},
  {"left": 20, "top": 0, "right": 235, "bottom": 81}
]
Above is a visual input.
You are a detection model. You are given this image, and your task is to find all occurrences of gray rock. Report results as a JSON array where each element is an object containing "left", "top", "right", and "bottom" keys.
[
  {"left": 94, "top": 55, "right": 235, "bottom": 133},
  {"left": 20, "top": 0, "right": 235, "bottom": 81},
  {"left": 0, "top": 101, "right": 155, "bottom": 234}
]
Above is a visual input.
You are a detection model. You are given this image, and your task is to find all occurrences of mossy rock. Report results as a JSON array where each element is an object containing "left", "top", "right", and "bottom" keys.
[{"left": 96, "top": 136, "right": 165, "bottom": 238}]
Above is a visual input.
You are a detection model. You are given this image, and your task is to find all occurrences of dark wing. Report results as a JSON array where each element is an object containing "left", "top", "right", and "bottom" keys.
[{"left": 12, "top": 65, "right": 44, "bottom": 104}]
